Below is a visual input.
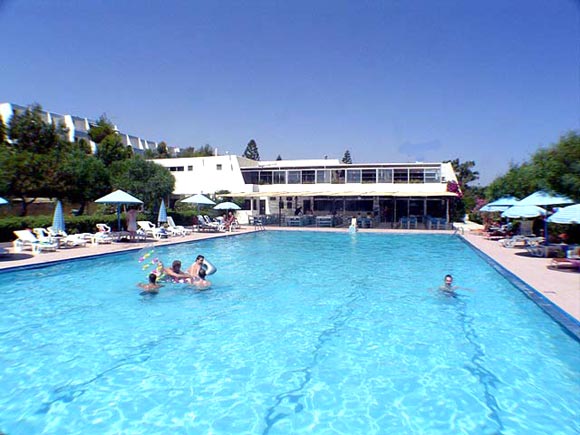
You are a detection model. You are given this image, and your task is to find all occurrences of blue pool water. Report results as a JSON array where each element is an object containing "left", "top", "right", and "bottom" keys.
[{"left": 0, "top": 232, "right": 578, "bottom": 434}]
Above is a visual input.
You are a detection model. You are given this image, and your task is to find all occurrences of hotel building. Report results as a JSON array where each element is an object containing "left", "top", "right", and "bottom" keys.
[{"left": 152, "top": 155, "right": 461, "bottom": 228}]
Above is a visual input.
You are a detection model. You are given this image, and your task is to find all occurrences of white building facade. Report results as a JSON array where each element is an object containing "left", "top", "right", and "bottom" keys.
[
  {"left": 0, "top": 102, "right": 162, "bottom": 155},
  {"left": 152, "top": 155, "right": 461, "bottom": 226}
]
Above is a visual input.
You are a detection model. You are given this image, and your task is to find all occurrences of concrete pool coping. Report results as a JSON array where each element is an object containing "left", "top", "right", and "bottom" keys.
[{"left": 0, "top": 225, "right": 578, "bottom": 335}]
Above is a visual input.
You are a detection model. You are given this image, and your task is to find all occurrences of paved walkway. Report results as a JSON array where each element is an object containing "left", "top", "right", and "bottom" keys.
[
  {"left": 461, "top": 232, "right": 580, "bottom": 322},
  {"left": 1, "top": 224, "right": 578, "bottom": 325}
]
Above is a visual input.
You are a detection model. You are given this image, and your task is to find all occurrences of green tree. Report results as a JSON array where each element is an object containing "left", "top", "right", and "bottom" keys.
[
  {"left": 531, "top": 131, "right": 580, "bottom": 201},
  {"left": 156, "top": 141, "right": 170, "bottom": 158},
  {"left": 446, "top": 158, "right": 481, "bottom": 221},
  {"left": 109, "top": 156, "right": 175, "bottom": 210},
  {"left": 96, "top": 134, "right": 131, "bottom": 166},
  {"left": 0, "top": 116, "right": 6, "bottom": 144},
  {"left": 243, "top": 139, "right": 260, "bottom": 160},
  {"left": 486, "top": 162, "right": 539, "bottom": 201},
  {"left": 88, "top": 114, "right": 116, "bottom": 143},
  {"left": 341, "top": 150, "right": 352, "bottom": 164},
  {"left": 0, "top": 104, "right": 72, "bottom": 215},
  {"left": 59, "top": 147, "right": 111, "bottom": 215}
]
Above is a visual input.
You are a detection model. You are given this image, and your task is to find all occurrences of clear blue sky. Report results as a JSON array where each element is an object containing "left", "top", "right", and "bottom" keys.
[{"left": 1, "top": 0, "right": 578, "bottom": 185}]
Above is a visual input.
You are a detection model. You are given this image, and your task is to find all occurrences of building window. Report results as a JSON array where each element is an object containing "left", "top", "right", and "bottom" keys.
[
  {"left": 242, "top": 171, "right": 259, "bottom": 184},
  {"left": 409, "top": 169, "right": 424, "bottom": 183},
  {"left": 393, "top": 169, "right": 409, "bottom": 183},
  {"left": 301, "top": 170, "right": 315, "bottom": 184},
  {"left": 187, "top": 166, "right": 193, "bottom": 171},
  {"left": 286, "top": 196, "right": 293, "bottom": 209},
  {"left": 288, "top": 170, "right": 301, "bottom": 184},
  {"left": 259, "top": 171, "right": 273, "bottom": 185},
  {"left": 377, "top": 169, "right": 393, "bottom": 183},
  {"left": 424, "top": 168, "right": 440, "bottom": 183},
  {"left": 273, "top": 171, "right": 286, "bottom": 184},
  {"left": 168, "top": 166, "right": 185, "bottom": 172},
  {"left": 361, "top": 169, "right": 377, "bottom": 184},
  {"left": 331, "top": 170, "right": 345, "bottom": 184},
  {"left": 216, "top": 164, "right": 222, "bottom": 170},
  {"left": 316, "top": 170, "right": 331, "bottom": 183},
  {"left": 346, "top": 169, "right": 361, "bottom": 183}
]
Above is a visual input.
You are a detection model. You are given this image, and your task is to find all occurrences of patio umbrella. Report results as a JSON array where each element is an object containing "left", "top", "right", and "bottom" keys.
[
  {"left": 157, "top": 199, "right": 168, "bottom": 226},
  {"left": 0, "top": 197, "right": 8, "bottom": 205},
  {"left": 516, "top": 191, "right": 574, "bottom": 242},
  {"left": 52, "top": 200, "right": 66, "bottom": 234},
  {"left": 181, "top": 194, "right": 216, "bottom": 206},
  {"left": 180, "top": 193, "right": 216, "bottom": 214},
  {"left": 214, "top": 201, "right": 241, "bottom": 210},
  {"left": 501, "top": 205, "right": 546, "bottom": 219},
  {"left": 95, "top": 189, "right": 143, "bottom": 231},
  {"left": 547, "top": 204, "right": 580, "bottom": 224},
  {"left": 480, "top": 196, "right": 519, "bottom": 212},
  {"left": 516, "top": 191, "right": 574, "bottom": 207}
]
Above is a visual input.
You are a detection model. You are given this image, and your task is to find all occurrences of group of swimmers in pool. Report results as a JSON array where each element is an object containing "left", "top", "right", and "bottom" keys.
[{"left": 138, "top": 254, "right": 211, "bottom": 294}]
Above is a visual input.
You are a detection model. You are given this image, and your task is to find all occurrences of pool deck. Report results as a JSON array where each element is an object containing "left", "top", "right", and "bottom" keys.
[{"left": 1, "top": 225, "right": 578, "bottom": 323}]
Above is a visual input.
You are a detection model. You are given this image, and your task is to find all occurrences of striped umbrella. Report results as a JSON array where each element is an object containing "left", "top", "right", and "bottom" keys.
[
  {"left": 157, "top": 199, "right": 168, "bottom": 226},
  {"left": 52, "top": 200, "right": 66, "bottom": 234}
]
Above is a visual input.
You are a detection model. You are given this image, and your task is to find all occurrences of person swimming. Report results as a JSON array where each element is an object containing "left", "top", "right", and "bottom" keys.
[
  {"left": 164, "top": 260, "right": 192, "bottom": 283},
  {"left": 138, "top": 273, "right": 162, "bottom": 295},
  {"left": 439, "top": 274, "right": 457, "bottom": 295},
  {"left": 188, "top": 255, "right": 212, "bottom": 289}
]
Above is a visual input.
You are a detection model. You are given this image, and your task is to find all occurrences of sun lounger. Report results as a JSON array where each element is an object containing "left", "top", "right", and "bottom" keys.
[
  {"left": 46, "top": 227, "right": 89, "bottom": 248},
  {"left": 13, "top": 229, "right": 58, "bottom": 254},
  {"left": 137, "top": 221, "right": 169, "bottom": 240},
  {"left": 167, "top": 216, "right": 192, "bottom": 236},
  {"left": 548, "top": 258, "right": 580, "bottom": 271}
]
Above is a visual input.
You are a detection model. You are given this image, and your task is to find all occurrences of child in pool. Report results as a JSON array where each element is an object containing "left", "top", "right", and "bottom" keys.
[{"left": 138, "top": 273, "right": 162, "bottom": 294}]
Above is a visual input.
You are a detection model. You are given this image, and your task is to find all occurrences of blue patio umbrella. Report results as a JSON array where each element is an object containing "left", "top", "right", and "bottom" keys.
[
  {"left": 516, "top": 191, "right": 574, "bottom": 207},
  {"left": 181, "top": 194, "right": 215, "bottom": 206},
  {"left": 480, "top": 196, "right": 519, "bottom": 212},
  {"left": 157, "top": 199, "right": 168, "bottom": 226},
  {"left": 501, "top": 205, "right": 546, "bottom": 219},
  {"left": 0, "top": 197, "right": 8, "bottom": 205},
  {"left": 52, "top": 200, "right": 66, "bottom": 234},
  {"left": 547, "top": 204, "right": 580, "bottom": 224},
  {"left": 516, "top": 191, "right": 574, "bottom": 243},
  {"left": 214, "top": 201, "right": 241, "bottom": 210},
  {"left": 95, "top": 189, "right": 143, "bottom": 231}
]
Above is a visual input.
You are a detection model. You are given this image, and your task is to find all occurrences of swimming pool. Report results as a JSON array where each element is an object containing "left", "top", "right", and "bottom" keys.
[{"left": 0, "top": 232, "right": 578, "bottom": 434}]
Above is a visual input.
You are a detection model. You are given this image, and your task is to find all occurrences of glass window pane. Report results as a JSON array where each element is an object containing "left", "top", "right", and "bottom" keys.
[
  {"left": 331, "top": 170, "right": 345, "bottom": 184},
  {"left": 361, "top": 169, "right": 376, "bottom": 184},
  {"left": 393, "top": 169, "right": 408, "bottom": 183},
  {"left": 316, "top": 170, "right": 331, "bottom": 183},
  {"left": 302, "top": 170, "right": 315, "bottom": 184},
  {"left": 424, "top": 168, "right": 440, "bottom": 183},
  {"left": 378, "top": 169, "right": 393, "bottom": 183},
  {"left": 346, "top": 169, "right": 361, "bottom": 183},
  {"left": 259, "top": 171, "right": 272, "bottom": 185},
  {"left": 288, "top": 171, "right": 301, "bottom": 184},
  {"left": 409, "top": 169, "right": 424, "bottom": 183},
  {"left": 273, "top": 171, "right": 286, "bottom": 184}
]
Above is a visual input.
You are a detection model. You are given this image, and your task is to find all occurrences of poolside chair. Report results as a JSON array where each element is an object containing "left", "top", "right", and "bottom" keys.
[
  {"left": 548, "top": 257, "right": 580, "bottom": 271},
  {"left": 46, "top": 226, "right": 89, "bottom": 248},
  {"left": 137, "top": 221, "right": 168, "bottom": 240},
  {"left": 197, "top": 215, "right": 223, "bottom": 232},
  {"left": 167, "top": 216, "right": 192, "bottom": 236},
  {"left": 13, "top": 229, "right": 58, "bottom": 254},
  {"left": 96, "top": 223, "right": 112, "bottom": 233}
]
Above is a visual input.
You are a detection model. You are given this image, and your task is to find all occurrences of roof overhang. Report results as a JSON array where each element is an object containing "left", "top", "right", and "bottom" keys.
[{"left": 228, "top": 191, "right": 459, "bottom": 198}]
